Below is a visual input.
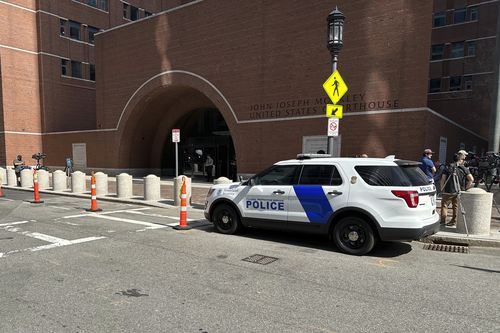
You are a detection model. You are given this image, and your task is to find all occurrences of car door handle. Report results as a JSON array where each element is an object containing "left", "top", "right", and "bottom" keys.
[
  {"left": 273, "top": 190, "right": 285, "bottom": 195},
  {"left": 328, "top": 190, "right": 343, "bottom": 195}
]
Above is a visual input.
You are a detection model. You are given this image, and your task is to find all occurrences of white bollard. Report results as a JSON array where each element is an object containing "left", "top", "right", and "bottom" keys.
[
  {"left": 457, "top": 188, "right": 492, "bottom": 235},
  {"left": 144, "top": 174, "right": 161, "bottom": 201},
  {"left": 173, "top": 175, "right": 191, "bottom": 206},
  {"left": 117, "top": 173, "right": 133, "bottom": 198},
  {"left": 71, "top": 171, "right": 86, "bottom": 193},
  {"left": 52, "top": 170, "right": 67, "bottom": 191},
  {"left": 7, "top": 169, "right": 17, "bottom": 186},
  {"left": 0, "top": 167, "right": 6, "bottom": 185},
  {"left": 214, "top": 177, "right": 232, "bottom": 185},
  {"left": 37, "top": 170, "right": 50, "bottom": 190},
  {"left": 95, "top": 172, "right": 108, "bottom": 196},
  {"left": 20, "top": 169, "right": 33, "bottom": 187}
]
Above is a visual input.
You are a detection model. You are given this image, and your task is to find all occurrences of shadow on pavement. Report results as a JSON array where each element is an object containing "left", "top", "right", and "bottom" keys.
[{"left": 197, "top": 225, "right": 412, "bottom": 258}]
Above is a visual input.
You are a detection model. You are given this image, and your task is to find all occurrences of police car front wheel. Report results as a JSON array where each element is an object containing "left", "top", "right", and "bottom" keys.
[
  {"left": 333, "top": 217, "right": 376, "bottom": 255},
  {"left": 213, "top": 204, "right": 240, "bottom": 235}
]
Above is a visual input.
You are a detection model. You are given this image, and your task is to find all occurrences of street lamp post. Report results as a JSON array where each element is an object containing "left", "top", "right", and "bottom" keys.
[{"left": 326, "top": 7, "right": 345, "bottom": 155}]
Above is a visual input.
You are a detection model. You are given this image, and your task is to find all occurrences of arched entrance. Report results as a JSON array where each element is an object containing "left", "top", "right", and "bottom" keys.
[
  {"left": 162, "top": 108, "right": 236, "bottom": 180},
  {"left": 117, "top": 78, "right": 238, "bottom": 179}
]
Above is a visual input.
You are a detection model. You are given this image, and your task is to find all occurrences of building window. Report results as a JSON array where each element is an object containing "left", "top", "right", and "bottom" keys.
[
  {"left": 431, "top": 44, "right": 444, "bottom": 60},
  {"left": 88, "top": 26, "right": 99, "bottom": 44},
  {"left": 433, "top": 12, "right": 446, "bottom": 27},
  {"left": 99, "top": 0, "right": 108, "bottom": 11},
  {"left": 450, "top": 42, "right": 464, "bottom": 58},
  {"left": 464, "top": 76, "right": 472, "bottom": 90},
  {"left": 90, "top": 64, "right": 96, "bottom": 81},
  {"left": 88, "top": 0, "right": 97, "bottom": 7},
  {"left": 467, "top": 41, "right": 476, "bottom": 56},
  {"left": 59, "top": 19, "right": 67, "bottom": 36},
  {"left": 453, "top": 8, "right": 466, "bottom": 24},
  {"left": 69, "top": 20, "right": 81, "bottom": 40},
  {"left": 429, "top": 78, "right": 441, "bottom": 93},
  {"left": 469, "top": 6, "right": 478, "bottom": 21},
  {"left": 131, "top": 6, "right": 139, "bottom": 20},
  {"left": 449, "top": 76, "right": 462, "bottom": 91},
  {"left": 145, "top": 11, "right": 153, "bottom": 17},
  {"left": 61, "top": 59, "right": 68, "bottom": 76},
  {"left": 123, "top": 3, "right": 129, "bottom": 19},
  {"left": 71, "top": 61, "right": 82, "bottom": 78}
]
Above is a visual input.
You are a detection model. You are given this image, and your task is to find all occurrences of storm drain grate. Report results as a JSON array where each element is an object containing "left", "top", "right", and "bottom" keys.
[
  {"left": 423, "top": 243, "right": 469, "bottom": 253},
  {"left": 242, "top": 254, "right": 279, "bottom": 265}
]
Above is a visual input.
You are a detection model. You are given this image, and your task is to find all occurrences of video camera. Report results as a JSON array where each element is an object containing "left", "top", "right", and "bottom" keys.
[{"left": 31, "top": 152, "right": 47, "bottom": 161}]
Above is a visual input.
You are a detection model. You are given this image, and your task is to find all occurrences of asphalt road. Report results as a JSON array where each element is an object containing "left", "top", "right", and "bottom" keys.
[{"left": 1, "top": 189, "right": 499, "bottom": 333}]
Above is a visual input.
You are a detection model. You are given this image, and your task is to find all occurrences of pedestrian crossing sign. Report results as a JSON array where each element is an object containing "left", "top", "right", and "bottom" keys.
[
  {"left": 323, "top": 70, "right": 348, "bottom": 105},
  {"left": 326, "top": 104, "right": 343, "bottom": 118}
]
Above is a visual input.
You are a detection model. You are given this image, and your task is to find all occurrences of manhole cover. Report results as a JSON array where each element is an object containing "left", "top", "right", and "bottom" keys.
[
  {"left": 242, "top": 254, "right": 279, "bottom": 265},
  {"left": 423, "top": 244, "right": 469, "bottom": 253}
]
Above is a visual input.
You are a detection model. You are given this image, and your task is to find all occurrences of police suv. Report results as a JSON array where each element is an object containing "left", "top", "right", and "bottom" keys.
[{"left": 204, "top": 155, "right": 439, "bottom": 255}]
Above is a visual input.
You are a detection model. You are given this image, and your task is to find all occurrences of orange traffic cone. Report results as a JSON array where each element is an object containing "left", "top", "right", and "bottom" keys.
[
  {"left": 173, "top": 176, "right": 191, "bottom": 230},
  {"left": 86, "top": 173, "right": 102, "bottom": 212},
  {"left": 30, "top": 170, "right": 44, "bottom": 204}
]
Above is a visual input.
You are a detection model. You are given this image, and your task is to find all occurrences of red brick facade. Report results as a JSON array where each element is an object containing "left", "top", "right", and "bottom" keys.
[{"left": 0, "top": 0, "right": 493, "bottom": 176}]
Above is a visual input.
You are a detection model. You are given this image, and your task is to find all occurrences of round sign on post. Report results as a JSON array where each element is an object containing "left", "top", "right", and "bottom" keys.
[
  {"left": 328, "top": 118, "right": 339, "bottom": 137},
  {"left": 172, "top": 129, "right": 180, "bottom": 143}
]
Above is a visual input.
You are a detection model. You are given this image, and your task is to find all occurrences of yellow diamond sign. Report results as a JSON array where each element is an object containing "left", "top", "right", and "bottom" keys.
[
  {"left": 326, "top": 104, "right": 343, "bottom": 119},
  {"left": 323, "top": 70, "right": 348, "bottom": 104}
]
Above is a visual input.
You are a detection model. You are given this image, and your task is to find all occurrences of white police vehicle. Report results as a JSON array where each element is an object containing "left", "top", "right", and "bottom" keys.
[{"left": 204, "top": 155, "right": 439, "bottom": 255}]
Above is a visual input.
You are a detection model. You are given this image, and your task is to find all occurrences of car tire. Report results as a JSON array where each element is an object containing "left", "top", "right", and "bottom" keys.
[
  {"left": 333, "top": 217, "right": 376, "bottom": 255},
  {"left": 213, "top": 204, "right": 240, "bottom": 235}
]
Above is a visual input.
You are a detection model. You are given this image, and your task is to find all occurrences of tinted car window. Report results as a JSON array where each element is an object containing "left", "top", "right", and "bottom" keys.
[
  {"left": 400, "top": 166, "right": 431, "bottom": 186},
  {"left": 253, "top": 165, "right": 299, "bottom": 185},
  {"left": 299, "top": 165, "right": 333, "bottom": 185},
  {"left": 355, "top": 166, "right": 412, "bottom": 186}
]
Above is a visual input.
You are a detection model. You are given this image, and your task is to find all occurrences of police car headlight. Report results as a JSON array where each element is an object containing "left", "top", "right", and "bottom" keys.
[{"left": 206, "top": 188, "right": 215, "bottom": 198}]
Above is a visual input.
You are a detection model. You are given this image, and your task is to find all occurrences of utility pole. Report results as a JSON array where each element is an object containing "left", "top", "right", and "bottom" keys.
[{"left": 488, "top": 2, "right": 500, "bottom": 152}]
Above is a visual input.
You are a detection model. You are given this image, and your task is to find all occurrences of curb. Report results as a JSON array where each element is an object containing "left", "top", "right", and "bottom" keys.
[
  {"left": 422, "top": 233, "right": 500, "bottom": 248},
  {"left": 2, "top": 186, "right": 205, "bottom": 211}
]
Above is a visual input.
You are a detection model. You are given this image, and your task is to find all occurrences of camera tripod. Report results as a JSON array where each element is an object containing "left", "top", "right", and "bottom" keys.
[{"left": 441, "top": 164, "right": 469, "bottom": 236}]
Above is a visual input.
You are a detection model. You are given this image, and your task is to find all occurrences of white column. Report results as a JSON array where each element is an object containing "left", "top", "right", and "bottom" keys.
[
  {"left": 52, "top": 170, "right": 67, "bottom": 191},
  {"left": 71, "top": 171, "right": 86, "bottom": 193},
  {"left": 117, "top": 173, "right": 133, "bottom": 198},
  {"left": 0, "top": 167, "right": 6, "bottom": 185},
  {"left": 7, "top": 169, "right": 17, "bottom": 186},
  {"left": 20, "top": 169, "right": 33, "bottom": 188},
  {"left": 37, "top": 170, "right": 50, "bottom": 190},
  {"left": 144, "top": 174, "right": 161, "bottom": 201},
  {"left": 95, "top": 172, "right": 108, "bottom": 196}
]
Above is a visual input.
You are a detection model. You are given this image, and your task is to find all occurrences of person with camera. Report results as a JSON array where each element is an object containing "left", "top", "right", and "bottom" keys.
[{"left": 439, "top": 150, "right": 474, "bottom": 226}]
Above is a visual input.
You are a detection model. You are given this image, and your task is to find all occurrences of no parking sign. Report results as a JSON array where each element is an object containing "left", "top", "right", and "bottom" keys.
[{"left": 328, "top": 118, "right": 339, "bottom": 137}]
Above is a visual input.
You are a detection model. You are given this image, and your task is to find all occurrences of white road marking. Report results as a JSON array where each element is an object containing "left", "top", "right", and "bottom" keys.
[
  {"left": 0, "top": 221, "right": 31, "bottom": 227},
  {"left": 74, "top": 213, "right": 167, "bottom": 229},
  {"left": 0, "top": 236, "right": 106, "bottom": 258},
  {"left": 50, "top": 206, "right": 71, "bottom": 210},
  {"left": 123, "top": 210, "right": 201, "bottom": 222},
  {"left": 62, "top": 207, "right": 151, "bottom": 219},
  {"left": 0, "top": 197, "right": 14, "bottom": 201}
]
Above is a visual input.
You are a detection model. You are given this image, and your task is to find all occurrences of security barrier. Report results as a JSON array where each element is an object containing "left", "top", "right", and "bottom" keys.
[
  {"left": 117, "top": 173, "right": 133, "bottom": 198},
  {"left": 20, "top": 169, "right": 33, "bottom": 188},
  {"left": 38, "top": 169, "right": 50, "bottom": 190},
  {"left": 95, "top": 172, "right": 108, "bottom": 196},
  {"left": 52, "top": 170, "right": 67, "bottom": 191},
  {"left": 7, "top": 169, "right": 17, "bottom": 187},
  {"left": 71, "top": 171, "right": 86, "bottom": 193},
  {"left": 144, "top": 175, "right": 160, "bottom": 201}
]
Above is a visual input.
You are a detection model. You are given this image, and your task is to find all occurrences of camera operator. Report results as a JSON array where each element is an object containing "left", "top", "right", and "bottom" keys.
[{"left": 439, "top": 150, "right": 474, "bottom": 226}]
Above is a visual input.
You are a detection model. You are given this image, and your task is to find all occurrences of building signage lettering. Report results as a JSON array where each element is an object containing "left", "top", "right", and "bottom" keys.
[{"left": 248, "top": 94, "right": 400, "bottom": 120}]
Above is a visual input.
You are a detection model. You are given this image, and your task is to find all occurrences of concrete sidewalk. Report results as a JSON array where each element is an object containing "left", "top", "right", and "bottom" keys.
[{"left": 424, "top": 197, "right": 500, "bottom": 248}]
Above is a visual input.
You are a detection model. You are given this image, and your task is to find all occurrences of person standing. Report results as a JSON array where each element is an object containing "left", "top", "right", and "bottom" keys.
[
  {"left": 13, "top": 155, "right": 25, "bottom": 186},
  {"left": 419, "top": 149, "right": 437, "bottom": 182},
  {"left": 439, "top": 150, "right": 474, "bottom": 226},
  {"left": 205, "top": 154, "right": 214, "bottom": 182}
]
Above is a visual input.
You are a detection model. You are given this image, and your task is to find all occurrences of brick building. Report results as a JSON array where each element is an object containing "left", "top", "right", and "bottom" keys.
[{"left": 0, "top": 0, "right": 497, "bottom": 179}]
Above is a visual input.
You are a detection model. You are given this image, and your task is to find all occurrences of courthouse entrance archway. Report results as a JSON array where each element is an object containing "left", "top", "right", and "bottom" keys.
[
  {"left": 117, "top": 82, "right": 236, "bottom": 179},
  {"left": 162, "top": 108, "right": 236, "bottom": 179}
]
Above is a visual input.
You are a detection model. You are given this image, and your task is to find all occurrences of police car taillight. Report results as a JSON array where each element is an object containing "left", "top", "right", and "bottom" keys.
[{"left": 391, "top": 190, "right": 419, "bottom": 208}]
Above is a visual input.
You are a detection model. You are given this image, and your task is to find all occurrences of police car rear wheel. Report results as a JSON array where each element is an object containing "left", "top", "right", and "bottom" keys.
[
  {"left": 333, "top": 217, "right": 375, "bottom": 255},
  {"left": 213, "top": 204, "right": 240, "bottom": 234}
]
